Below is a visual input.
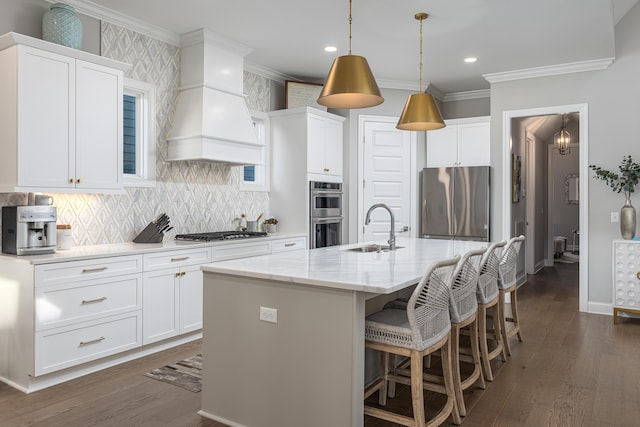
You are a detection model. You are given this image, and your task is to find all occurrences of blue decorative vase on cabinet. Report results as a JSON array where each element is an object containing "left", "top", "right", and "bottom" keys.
[{"left": 42, "top": 3, "right": 82, "bottom": 49}]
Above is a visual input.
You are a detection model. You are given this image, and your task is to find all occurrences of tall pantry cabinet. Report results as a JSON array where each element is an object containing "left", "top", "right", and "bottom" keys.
[
  {"left": 0, "top": 32, "right": 129, "bottom": 193},
  {"left": 269, "top": 107, "right": 345, "bottom": 235}
]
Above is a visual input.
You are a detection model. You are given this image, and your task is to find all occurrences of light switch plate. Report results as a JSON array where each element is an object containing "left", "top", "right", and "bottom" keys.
[
  {"left": 611, "top": 212, "right": 620, "bottom": 223},
  {"left": 260, "top": 306, "right": 278, "bottom": 323}
]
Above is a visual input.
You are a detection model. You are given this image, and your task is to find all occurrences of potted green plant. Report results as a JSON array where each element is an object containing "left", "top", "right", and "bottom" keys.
[
  {"left": 590, "top": 155, "right": 640, "bottom": 239},
  {"left": 263, "top": 217, "right": 278, "bottom": 233}
]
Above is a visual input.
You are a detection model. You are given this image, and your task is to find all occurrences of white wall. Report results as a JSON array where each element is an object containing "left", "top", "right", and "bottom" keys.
[{"left": 490, "top": 1, "right": 640, "bottom": 305}]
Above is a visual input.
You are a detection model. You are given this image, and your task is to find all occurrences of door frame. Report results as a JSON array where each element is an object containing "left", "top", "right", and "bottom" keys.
[
  {"left": 502, "top": 103, "right": 589, "bottom": 313},
  {"left": 357, "top": 115, "right": 419, "bottom": 242},
  {"left": 525, "top": 133, "right": 536, "bottom": 274}
]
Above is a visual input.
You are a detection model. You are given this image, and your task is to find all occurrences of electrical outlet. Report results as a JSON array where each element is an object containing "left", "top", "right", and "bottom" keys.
[
  {"left": 611, "top": 212, "right": 620, "bottom": 223},
  {"left": 259, "top": 306, "right": 278, "bottom": 323}
]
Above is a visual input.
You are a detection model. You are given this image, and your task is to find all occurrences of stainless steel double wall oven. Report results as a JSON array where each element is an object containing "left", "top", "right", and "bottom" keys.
[{"left": 309, "top": 181, "right": 342, "bottom": 249}]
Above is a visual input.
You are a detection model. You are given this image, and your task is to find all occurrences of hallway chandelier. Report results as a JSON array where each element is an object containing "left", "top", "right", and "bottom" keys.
[
  {"left": 316, "top": 0, "right": 383, "bottom": 109},
  {"left": 396, "top": 13, "right": 445, "bottom": 131},
  {"left": 554, "top": 114, "right": 571, "bottom": 155}
]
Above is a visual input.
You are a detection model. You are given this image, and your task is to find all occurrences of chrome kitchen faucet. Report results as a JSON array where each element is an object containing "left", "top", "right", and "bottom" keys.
[{"left": 365, "top": 203, "right": 396, "bottom": 251}]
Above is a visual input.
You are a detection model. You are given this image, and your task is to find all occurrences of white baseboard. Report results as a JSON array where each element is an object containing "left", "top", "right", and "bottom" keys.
[
  {"left": 587, "top": 301, "right": 612, "bottom": 316},
  {"left": 197, "top": 410, "right": 248, "bottom": 427}
]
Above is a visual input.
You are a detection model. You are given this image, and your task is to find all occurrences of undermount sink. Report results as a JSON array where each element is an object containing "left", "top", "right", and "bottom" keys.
[{"left": 345, "top": 244, "right": 403, "bottom": 253}]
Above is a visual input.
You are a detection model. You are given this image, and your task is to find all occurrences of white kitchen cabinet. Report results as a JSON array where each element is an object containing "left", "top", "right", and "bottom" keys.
[
  {"left": 142, "top": 247, "right": 212, "bottom": 344},
  {"left": 426, "top": 117, "right": 490, "bottom": 167},
  {"left": 0, "top": 33, "right": 128, "bottom": 193},
  {"left": 270, "top": 107, "right": 345, "bottom": 235},
  {"left": 270, "top": 106, "right": 345, "bottom": 182},
  {"left": 33, "top": 255, "right": 143, "bottom": 376},
  {"left": 612, "top": 240, "right": 640, "bottom": 324}
]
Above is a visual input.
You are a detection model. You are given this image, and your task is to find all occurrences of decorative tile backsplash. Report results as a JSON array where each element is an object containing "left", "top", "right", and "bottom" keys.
[{"left": 0, "top": 23, "right": 271, "bottom": 247}]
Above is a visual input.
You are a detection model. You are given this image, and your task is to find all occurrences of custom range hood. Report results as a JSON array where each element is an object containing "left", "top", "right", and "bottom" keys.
[{"left": 167, "top": 29, "right": 261, "bottom": 165}]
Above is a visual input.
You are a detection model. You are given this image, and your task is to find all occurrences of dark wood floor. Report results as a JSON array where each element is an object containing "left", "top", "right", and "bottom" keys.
[{"left": 1, "top": 262, "right": 638, "bottom": 426}]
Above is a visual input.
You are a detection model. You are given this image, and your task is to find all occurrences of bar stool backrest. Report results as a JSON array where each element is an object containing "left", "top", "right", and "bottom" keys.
[
  {"left": 498, "top": 235, "right": 525, "bottom": 290},
  {"left": 449, "top": 248, "right": 486, "bottom": 323},
  {"left": 405, "top": 256, "right": 460, "bottom": 350},
  {"left": 477, "top": 241, "right": 507, "bottom": 303}
]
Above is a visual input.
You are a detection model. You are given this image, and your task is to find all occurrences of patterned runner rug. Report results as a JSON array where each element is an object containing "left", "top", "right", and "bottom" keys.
[{"left": 144, "top": 354, "right": 202, "bottom": 392}]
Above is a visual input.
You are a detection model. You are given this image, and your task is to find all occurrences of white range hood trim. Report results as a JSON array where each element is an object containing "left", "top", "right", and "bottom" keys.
[{"left": 167, "top": 136, "right": 262, "bottom": 166}]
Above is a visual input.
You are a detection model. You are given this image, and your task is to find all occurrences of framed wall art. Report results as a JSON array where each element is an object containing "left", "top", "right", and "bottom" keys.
[
  {"left": 512, "top": 153, "right": 521, "bottom": 203},
  {"left": 285, "top": 80, "right": 326, "bottom": 111}
]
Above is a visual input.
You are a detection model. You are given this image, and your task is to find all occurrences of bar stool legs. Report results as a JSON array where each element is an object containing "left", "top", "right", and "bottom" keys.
[
  {"left": 477, "top": 297, "right": 506, "bottom": 381},
  {"left": 500, "top": 285, "right": 523, "bottom": 357}
]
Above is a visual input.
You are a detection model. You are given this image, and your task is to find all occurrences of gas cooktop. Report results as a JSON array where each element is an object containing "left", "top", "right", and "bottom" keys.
[{"left": 174, "top": 230, "right": 268, "bottom": 242}]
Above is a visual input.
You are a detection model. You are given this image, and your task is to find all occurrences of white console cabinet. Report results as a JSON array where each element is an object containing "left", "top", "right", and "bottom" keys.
[
  {"left": 0, "top": 32, "right": 129, "bottom": 193},
  {"left": 613, "top": 240, "right": 640, "bottom": 323},
  {"left": 426, "top": 116, "right": 490, "bottom": 167}
]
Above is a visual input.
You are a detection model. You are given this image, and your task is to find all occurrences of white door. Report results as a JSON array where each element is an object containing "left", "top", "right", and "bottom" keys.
[{"left": 362, "top": 120, "right": 412, "bottom": 242}]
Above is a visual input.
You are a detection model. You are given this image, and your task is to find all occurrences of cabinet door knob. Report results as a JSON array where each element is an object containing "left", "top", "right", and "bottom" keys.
[
  {"left": 69, "top": 178, "right": 76, "bottom": 184},
  {"left": 324, "top": 168, "right": 330, "bottom": 172},
  {"left": 77, "top": 178, "right": 81, "bottom": 184},
  {"left": 637, "top": 272, "right": 640, "bottom": 281}
]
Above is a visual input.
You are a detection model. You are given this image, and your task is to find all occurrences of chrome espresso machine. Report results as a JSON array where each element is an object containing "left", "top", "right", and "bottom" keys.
[{"left": 2, "top": 205, "right": 57, "bottom": 255}]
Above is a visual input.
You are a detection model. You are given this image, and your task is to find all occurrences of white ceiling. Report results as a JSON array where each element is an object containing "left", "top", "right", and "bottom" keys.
[{"left": 76, "top": 0, "right": 637, "bottom": 95}]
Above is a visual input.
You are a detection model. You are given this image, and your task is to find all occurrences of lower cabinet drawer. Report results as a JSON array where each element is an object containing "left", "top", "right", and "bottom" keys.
[
  {"left": 35, "top": 274, "right": 142, "bottom": 331},
  {"left": 271, "top": 237, "right": 307, "bottom": 253},
  {"left": 34, "top": 312, "right": 142, "bottom": 376}
]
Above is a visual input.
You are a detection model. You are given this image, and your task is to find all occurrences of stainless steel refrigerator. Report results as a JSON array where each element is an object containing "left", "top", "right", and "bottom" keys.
[{"left": 420, "top": 166, "right": 490, "bottom": 241}]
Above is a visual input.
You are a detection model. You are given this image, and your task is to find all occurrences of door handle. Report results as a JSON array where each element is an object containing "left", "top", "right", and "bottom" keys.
[{"left": 399, "top": 226, "right": 409, "bottom": 233}]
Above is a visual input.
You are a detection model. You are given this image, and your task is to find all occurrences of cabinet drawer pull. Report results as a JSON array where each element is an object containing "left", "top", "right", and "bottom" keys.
[
  {"left": 81, "top": 296, "right": 108, "bottom": 305},
  {"left": 79, "top": 336, "right": 105, "bottom": 346},
  {"left": 82, "top": 266, "right": 108, "bottom": 273},
  {"left": 637, "top": 272, "right": 640, "bottom": 281},
  {"left": 284, "top": 243, "right": 296, "bottom": 247},
  {"left": 171, "top": 257, "right": 189, "bottom": 262},
  {"left": 323, "top": 168, "right": 330, "bottom": 172}
]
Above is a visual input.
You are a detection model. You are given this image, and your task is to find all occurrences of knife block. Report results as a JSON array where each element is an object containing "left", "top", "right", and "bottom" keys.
[{"left": 133, "top": 222, "right": 164, "bottom": 243}]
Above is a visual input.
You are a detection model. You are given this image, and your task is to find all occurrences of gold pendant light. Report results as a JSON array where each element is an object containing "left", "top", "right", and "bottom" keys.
[
  {"left": 397, "top": 13, "right": 445, "bottom": 131},
  {"left": 317, "top": 0, "right": 383, "bottom": 109}
]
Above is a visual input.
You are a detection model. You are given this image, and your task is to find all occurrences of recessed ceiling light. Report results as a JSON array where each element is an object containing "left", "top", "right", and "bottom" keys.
[
  {"left": 464, "top": 57, "right": 477, "bottom": 63},
  {"left": 324, "top": 46, "right": 337, "bottom": 53}
]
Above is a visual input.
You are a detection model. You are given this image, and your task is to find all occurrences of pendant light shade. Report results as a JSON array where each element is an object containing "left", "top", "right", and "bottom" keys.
[
  {"left": 317, "top": 55, "right": 383, "bottom": 109},
  {"left": 317, "top": 0, "right": 383, "bottom": 109},
  {"left": 396, "top": 13, "right": 445, "bottom": 131},
  {"left": 397, "top": 92, "right": 445, "bottom": 130}
]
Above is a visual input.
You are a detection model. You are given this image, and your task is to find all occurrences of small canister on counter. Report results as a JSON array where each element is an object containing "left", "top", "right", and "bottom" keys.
[{"left": 56, "top": 224, "right": 72, "bottom": 250}]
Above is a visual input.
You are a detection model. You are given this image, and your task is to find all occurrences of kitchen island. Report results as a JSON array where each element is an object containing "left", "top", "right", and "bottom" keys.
[{"left": 199, "top": 237, "right": 488, "bottom": 427}]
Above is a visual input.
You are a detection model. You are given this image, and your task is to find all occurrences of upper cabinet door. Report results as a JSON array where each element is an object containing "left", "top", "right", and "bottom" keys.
[
  {"left": 426, "top": 126, "right": 458, "bottom": 167},
  {"left": 306, "top": 113, "right": 326, "bottom": 176},
  {"left": 457, "top": 122, "right": 490, "bottom": 166},
  {"left": 17, "top": 47, "right": 75, "bottom": 189},
  {"left": 323, "top": 117, "right": 343, "bottom": 177},
  {"left": 75, "top": 60, "right": 123, "bottom": 190}
]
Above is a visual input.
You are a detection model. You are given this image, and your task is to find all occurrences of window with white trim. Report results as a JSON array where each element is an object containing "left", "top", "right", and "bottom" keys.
[
  {"left": 240, "top": 111, "right": 270, "bottom": 192},
  {"left": 122, "top": 78, "right": 156, "bottom": 187}
]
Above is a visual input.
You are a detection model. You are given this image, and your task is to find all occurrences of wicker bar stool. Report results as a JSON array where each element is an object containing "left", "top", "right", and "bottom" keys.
[
  {"left": 443, "top": 247, "right": 487, "bottom": 417},
  {"left": 364, "top": 256, "right": 461, "bottom": 427},
  {"left": 475, "top": 240, "right": 507, "bottom": 381},
  {"left": 498, "top": 235, "right": 525, "bottom": 356}
]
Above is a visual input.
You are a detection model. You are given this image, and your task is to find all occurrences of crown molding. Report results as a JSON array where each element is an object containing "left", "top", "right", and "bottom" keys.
[
  {"left": 45, "top": 0, "right": 181, "bottom": 46},
  {"left": 244, "top": 61, "right": 297, "bottom": 84},
  {"left": 443, "top": 89, "right": 491, "bottom": 102},
  {"left": 483, "top": 57, "right": 614, "bottom": 84}
]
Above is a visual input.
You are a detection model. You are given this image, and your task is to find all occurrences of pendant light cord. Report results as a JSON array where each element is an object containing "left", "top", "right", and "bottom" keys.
[
  {"left": 419, "top": 15, "right": 424, "bottom": 92},
  {"left": 348, "top": 0, "right": 353, "bottom": 55}
]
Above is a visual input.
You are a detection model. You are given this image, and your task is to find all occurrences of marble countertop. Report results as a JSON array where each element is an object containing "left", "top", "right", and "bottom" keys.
[
  {"left": 0, "top": 233, "right": 306, "bottom": 265},
  {"left": 201, "top": 238, "right": 489, "bottom": 294}
]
